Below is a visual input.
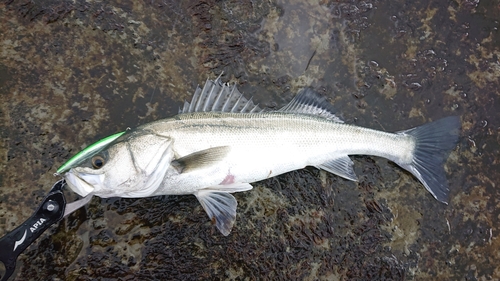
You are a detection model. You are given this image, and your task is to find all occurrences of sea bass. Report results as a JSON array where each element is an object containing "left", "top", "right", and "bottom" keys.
[{"left": 57, "top": 77, "right": 460, "bottom": 235}]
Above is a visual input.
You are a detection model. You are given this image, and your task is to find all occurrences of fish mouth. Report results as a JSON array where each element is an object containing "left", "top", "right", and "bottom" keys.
[{"left": 64, "top": 170, "right": 104, "bottom": 197}]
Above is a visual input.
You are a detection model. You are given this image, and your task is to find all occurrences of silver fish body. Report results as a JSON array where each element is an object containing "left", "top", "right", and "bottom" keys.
[
  {"left": 146, "top": 112, "right": 412, "bottom": 195},
  {"left": 61, "top": 77, "right": 460, "bottom": 235}
]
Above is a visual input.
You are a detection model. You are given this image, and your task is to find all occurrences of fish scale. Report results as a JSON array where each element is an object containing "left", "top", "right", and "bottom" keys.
[{"left": 150, "top": 112, "right": 412, "bottom": 166}]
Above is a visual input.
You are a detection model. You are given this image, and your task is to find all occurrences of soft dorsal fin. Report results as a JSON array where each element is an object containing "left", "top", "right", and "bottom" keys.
[
  {"left": 278, "top": 88, "right": 344, "bottom": 123},
  {"left": 180, "top": 75, "right": 262, "bottom": 114}
]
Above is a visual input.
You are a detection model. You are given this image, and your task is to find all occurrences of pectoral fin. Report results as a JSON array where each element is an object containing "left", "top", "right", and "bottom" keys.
[
  {"left": 171, "top": 146, "right": 231, "bottom": 174},
  {"left": 317, "top": 155, "right": 358, "bottom": 181},
  {"left": 194, "top": 183, "right": 252, "bottom": 236}
]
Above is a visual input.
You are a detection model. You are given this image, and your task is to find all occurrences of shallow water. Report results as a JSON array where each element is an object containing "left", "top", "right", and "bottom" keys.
[{"left": 0, "top": 0, "right": 499, "bottom": 280}]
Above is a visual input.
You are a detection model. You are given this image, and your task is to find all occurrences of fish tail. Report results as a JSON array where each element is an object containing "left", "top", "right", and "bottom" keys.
[{"left": 397, "top": 116, "right": 460, "bottom": 203}]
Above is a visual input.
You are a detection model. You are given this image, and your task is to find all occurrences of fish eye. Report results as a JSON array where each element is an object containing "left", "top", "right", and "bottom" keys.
[{"left": 91, "top": 155, "right": 105, "bottom": 169}]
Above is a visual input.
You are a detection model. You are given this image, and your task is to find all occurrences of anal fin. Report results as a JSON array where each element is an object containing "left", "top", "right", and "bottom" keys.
[
  {"left": 317, "top": 155, "right": 358, "bottom": 181},
  {"left": 194, "top": 183, "right": 253, "bottom": 236}
]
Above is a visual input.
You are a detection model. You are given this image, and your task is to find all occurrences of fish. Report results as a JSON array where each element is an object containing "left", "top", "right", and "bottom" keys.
[{"left": 57, "top": 76, "right": 460, "bottom": 236}]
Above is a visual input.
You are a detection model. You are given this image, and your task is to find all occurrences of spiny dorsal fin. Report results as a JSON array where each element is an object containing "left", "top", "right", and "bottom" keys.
[
  {"left": 277, "top": 88, "right": 344, "bottom": 123},
  {"left": 180, "top": 76, "right": 262, "bottom": 114}
]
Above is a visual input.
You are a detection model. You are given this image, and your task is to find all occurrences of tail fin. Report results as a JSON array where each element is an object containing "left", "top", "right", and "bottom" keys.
[{"left": 397, "top": 116, "right": 460, "bottom": 203}]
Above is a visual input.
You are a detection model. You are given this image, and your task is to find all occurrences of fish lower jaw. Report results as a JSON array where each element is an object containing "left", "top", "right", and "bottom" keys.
[{"left": 64, "top": 172, "right": 96, "bottom": 197}]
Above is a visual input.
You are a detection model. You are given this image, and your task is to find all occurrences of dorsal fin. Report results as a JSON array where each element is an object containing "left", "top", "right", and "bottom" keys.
[
  {"left": 277, "top": 88, "right": 344, "bottom": 123},
  {"left": 180, "top": 76, "right": 262, "bottom": 114}
]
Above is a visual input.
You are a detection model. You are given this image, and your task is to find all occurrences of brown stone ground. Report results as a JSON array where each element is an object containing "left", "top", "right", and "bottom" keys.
[{"left": 0, "top": 0, "right": 498, "bottom": 280}]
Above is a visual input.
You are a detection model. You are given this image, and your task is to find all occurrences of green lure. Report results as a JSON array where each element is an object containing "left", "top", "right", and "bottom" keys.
[{"left": 56, "top": 131, "right": 126, "bottom": 174}]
